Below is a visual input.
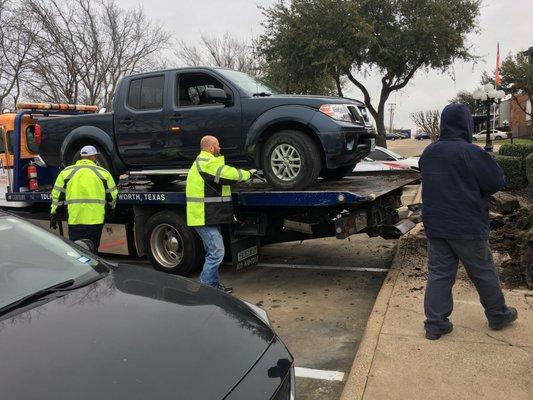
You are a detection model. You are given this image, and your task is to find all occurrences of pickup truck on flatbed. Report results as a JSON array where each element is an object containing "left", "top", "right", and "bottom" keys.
[{"left": 36, "top": 67, "right": 377, "bottom": 190}]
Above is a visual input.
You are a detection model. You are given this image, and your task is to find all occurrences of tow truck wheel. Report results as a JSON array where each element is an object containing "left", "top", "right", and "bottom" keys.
[
  {"left": 320, "top": 164, "right": 356, "bottom": 180},
  {"left": 145, "top": 211, "right": 204, "bottom": 276},
  {"left": 261, "top": 130, "right": 321, "bottom": 190}
]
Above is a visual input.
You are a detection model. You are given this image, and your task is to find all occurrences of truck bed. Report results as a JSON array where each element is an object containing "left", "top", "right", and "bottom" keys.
[{"left": 6, "top": 171, "right": 419, "bottom": 207}]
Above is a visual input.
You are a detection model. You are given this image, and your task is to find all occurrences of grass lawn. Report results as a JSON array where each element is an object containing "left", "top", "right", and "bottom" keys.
[{"left": 498, "top": 138, "right": 533, "bottom": 145}]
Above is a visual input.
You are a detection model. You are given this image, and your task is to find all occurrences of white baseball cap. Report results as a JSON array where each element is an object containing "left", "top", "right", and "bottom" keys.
[{"left": 80, "top": 145, "right": 98, "bottom": 156}]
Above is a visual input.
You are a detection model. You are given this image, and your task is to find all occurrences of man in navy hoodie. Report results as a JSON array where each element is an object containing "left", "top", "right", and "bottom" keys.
[{"left": 420, "top": 103, "right": 517, "bottom": 340}]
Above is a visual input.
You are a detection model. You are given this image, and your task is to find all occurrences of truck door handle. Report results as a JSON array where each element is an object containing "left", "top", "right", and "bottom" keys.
[
  {"left": 120, "top": 117, "right": 134, "bottom": 125},
  {"left": 169, "top": 113, "right": 182, "bottom": 121}
]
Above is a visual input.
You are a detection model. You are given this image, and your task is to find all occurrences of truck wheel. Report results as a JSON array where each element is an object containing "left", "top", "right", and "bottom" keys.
[
  {"left": 69, "top": 143, "right": 114, "bottom": 174},
  {"left": 145, "top": 211, "right": 204, "bottom": 276},
  {"left": 261, "top": 130, "right": 321, "bottom": 190},
  {"left": 320, "top": 164, "right": 356, "bottom": 180}
]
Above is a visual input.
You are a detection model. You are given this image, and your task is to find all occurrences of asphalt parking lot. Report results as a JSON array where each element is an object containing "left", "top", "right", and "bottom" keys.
[{"left": 102, "top": 234, "right": 397, "bottom": 400}]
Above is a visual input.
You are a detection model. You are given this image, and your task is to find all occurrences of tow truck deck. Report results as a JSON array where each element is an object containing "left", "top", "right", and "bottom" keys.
[{"left": 6, "top": 171, "right": 419, "bottom": 273}]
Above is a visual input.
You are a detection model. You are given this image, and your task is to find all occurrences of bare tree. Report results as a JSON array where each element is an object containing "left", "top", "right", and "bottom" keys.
[
  {"left": 411, "top": 110, "right": 440, "bottom": 142},
  {"left": 0, "top": 0, "right": 34, "bottom": 110},
  {"left": 175, "top": 33, "right": 260, "bottom": 75},
  {"left": 22, "top": 0, "right": 170, "bottom": 109}
]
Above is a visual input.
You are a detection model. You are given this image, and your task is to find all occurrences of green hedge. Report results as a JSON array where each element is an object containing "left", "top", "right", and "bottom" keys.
[
  {"left": 498, "top": 143, "right": 533, "bottom": 159},
  {"left": 526, "top": 153, "right": 533, "bottom": 185},
  {"left": 494, "top": 155, "right": 525, "bottom": 189}
]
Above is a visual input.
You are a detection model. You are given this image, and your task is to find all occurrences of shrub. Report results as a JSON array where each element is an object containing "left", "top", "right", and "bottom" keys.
[
  {"left": 494, "top": 155, "right": 525, "bottom": 189},
  {"left": 526, "top": 153, "right": 533, "bottom": 185},
  {"left": 498, "top": 143, "right": 533, "bottom": 159}
]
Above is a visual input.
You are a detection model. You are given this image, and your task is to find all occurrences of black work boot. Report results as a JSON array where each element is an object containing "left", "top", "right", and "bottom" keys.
[
  {"left": 489, "top": 307, "right": 518, "bottom": 331},
  {"left": 425, "top": 323, "right": 454, "bottom": 340},
  {"left": 217, "top": 283, "right": 233, "bottom": 294}
]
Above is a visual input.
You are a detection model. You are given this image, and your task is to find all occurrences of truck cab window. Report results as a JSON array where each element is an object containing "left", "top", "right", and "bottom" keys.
[
  {"left": 127, "top": 75, "right": 165, "bottom": 110},
  {"left": 176, "top": 73, "right": 229, "bottom": 107},
  {"left": 26, "top": 125, "right": 38, "bottom": 153},
  {"left": 0, "top": 131, "right": 13, "bottom": 153}
]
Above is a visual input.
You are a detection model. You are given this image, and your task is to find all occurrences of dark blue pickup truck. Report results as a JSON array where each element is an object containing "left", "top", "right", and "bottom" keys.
[{"left": 37, "top": 67, "right": 376, "bottom": 189}]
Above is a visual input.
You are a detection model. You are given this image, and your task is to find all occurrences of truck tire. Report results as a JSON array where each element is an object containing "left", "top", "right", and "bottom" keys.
[
  {"left": 144, "top": 211, "right": 204, "bottom": 276},
  {"left": 69, "top": 143, "right": 114, "bottom": 175},
  {"left": 261, "top": 130, "right": 321, "bottom": 190},
  {"left": 320, "top": 164, "right": 356, "bottom": 180}
]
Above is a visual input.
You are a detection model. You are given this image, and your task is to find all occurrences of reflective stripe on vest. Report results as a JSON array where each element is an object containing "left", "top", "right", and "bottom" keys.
[
  {"left": 186, "top": 196, "right": 232, "bottom": 203},
  {"left": 214, "top": 165, "right": 225, "bottom": 184},
  {"left": 66, "top": 199, "right": 106, "bottom": 205}
]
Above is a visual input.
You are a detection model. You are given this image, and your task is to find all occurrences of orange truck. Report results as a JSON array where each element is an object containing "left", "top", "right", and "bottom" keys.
[{"left": 0, "top": 102, "right": 98, "bottom": 207}]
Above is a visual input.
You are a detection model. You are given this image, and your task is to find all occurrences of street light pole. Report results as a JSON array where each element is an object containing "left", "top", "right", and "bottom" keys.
[
  {"left": 472, "top": 84, "right": 505, "bottom": 153},
  {"left": 485, "top": 100, "right": 493, "bottom": 153}
]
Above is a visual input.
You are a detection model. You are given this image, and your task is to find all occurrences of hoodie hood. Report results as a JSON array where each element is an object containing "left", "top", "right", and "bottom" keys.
[{"left": 439, "top": 103, "right": 474, "bottom": 142}]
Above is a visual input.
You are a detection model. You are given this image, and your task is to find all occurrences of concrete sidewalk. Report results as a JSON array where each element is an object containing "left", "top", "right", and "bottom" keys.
[{"left": 341, "top": 227, "right": 533, "bottom": 400}]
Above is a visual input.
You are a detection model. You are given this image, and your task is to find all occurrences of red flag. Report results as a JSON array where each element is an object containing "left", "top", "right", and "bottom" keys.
[{"left": 495, "top": 42, "right": 501, "bottom": 87}]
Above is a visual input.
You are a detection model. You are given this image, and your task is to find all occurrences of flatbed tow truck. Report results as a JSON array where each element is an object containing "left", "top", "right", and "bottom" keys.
[{"left": 1, "top": 103, "right": 420, "bottom": 275}]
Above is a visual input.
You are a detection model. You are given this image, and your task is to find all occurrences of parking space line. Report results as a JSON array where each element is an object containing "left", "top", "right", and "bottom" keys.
[
  {"left": 295, "top": 367, "right": 345, "bottom": 381},
  {"left": 258, "top": 263, "right": 388, "bottom": 273}
]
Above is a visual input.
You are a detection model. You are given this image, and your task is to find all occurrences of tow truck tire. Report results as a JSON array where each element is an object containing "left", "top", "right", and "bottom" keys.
[
  {"left": 144, "top": 211, "right": 204, "bottom": 276},
  {"left": 261, "top": 130, "right": 321, "bottom": 190},
  {"left": 320, "top": 164, "right": 356, "bottom": 180}
]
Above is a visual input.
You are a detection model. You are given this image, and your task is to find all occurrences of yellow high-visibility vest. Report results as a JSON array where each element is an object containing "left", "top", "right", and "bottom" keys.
[
  {"left": 186, "top": 151, "right": 251, "bottom": 226},
  {"left": 51, "top": 159, "right": 117, "bottom": 225}
]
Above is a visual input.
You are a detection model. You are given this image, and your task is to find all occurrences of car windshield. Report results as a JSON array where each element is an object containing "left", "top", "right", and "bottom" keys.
[
  {"left": 0, "top": 215, "right": 106, "bottom": 309},
  {"left": 386, "top": 149, "right": 405, "bottom": 160},
  {"left": 216, "top": 69, "right": 282, "bottom": 96}
]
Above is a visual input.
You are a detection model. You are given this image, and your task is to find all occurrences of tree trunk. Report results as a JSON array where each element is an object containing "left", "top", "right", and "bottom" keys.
[
  {"left": 375, "top": 101, "right": 387, "bottom": 148},
  {"left": 375, "top": 112, "right": 387, "bottom": 147}
]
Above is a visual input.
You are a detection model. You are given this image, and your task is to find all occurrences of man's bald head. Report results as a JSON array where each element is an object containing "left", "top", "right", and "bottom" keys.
[{"left": 200, "top": 135, "right": 221, "bottom": 156}]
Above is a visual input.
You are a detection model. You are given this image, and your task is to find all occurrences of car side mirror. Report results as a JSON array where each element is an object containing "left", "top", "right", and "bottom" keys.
[{"left": 204, "top": 88, "right": 230, "bottom": 105}]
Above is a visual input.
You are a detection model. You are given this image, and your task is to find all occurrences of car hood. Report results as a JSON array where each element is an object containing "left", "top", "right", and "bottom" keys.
[
  {"left": 0, "top": 265, "right": 275, "bottom": 400},
  {"left": 251, "top": 94, "right": 364, "bottom": 108}
]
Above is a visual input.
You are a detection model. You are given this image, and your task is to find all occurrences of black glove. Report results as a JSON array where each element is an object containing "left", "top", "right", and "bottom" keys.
[
  {"left": 105, "top": 205, "right": 116, "bottom": 220},
  {"left": 50, "top": 213, "right": 59, "bottom": 230}
]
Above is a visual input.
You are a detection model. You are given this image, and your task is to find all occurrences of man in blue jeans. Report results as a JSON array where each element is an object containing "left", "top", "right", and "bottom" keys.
[
  {"left": 420, "top": 104, "right": 517, "bottom": 340},
  {"left": 186, "top": 136, "right": 255, "bottom": 293}
]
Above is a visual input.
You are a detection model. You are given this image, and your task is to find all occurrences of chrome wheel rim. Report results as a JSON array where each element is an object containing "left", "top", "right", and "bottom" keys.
[
  {"left": 270, "top": 143, "right": 302, "bottom": 181},
  {"left": 150, "top": 224, "right": 184, "bottom": 268}
]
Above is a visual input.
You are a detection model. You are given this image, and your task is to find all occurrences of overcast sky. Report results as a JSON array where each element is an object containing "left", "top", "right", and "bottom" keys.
[{"left": 117, "top": 0, "right": 532, "bottom": 131}]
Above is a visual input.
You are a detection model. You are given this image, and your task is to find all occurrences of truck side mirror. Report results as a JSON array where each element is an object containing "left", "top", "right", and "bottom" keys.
[{"left": 204, "top": 88, "right": 230, "bottom": 105}]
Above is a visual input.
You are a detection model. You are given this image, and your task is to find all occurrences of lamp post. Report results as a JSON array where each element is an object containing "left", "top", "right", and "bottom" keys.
[{"left": 472, "top": 84, "right": 505, "bottom": 152}]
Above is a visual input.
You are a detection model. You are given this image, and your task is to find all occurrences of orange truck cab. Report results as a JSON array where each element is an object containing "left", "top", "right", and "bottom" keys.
[{"left": 0, "top": 102, "right": 98, "bottom": 207}]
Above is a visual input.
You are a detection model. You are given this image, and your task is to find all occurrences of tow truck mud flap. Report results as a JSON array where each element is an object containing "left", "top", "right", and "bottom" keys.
[
  {"left": 334, "top": 210, "right": 368, "bottom": 239},
  {"left": 371, "top": 218, "right": 417, "bottom": 240},
  {"left": 228, "top": 227, "right": 260, "bottom": 272}
]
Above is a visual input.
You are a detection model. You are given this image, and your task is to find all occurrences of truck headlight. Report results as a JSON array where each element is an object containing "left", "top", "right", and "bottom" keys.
[
  {"left": 319, "top": 104, "right": 354, "bottom": 123},
  {"left": 242, "top": 300, "right": 271, "bottom": 326}
]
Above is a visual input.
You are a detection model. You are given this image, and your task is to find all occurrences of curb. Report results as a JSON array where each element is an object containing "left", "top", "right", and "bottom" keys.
[{"left": 340, "top": 231, "right": 412, "bottom": 400}]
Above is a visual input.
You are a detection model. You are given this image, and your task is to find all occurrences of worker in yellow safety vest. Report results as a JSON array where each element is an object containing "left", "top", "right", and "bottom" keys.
[
  {"left": 186, "top": 136, "right": 256, "bottom": 293},
  {"left": 50, "top": 145, "right": 118, "bottom": 252}
]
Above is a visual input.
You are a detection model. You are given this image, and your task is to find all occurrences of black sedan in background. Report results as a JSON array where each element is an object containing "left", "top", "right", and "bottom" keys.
[{"left": 0, "top": 212, "right": 294, "bottom": 399}]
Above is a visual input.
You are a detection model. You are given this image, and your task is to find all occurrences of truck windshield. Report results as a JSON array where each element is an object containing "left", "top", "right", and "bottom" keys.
[
  {"left": 216, "top": 69, "right": 282, "bottom": 96},
  {"left": 0, "top": 215, "right": 107, "bottom": 310}
]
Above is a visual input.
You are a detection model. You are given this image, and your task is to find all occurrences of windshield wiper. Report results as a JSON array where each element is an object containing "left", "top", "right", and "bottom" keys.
[
  {"left": 0, "top": 279, "right": 75, "bottom": 316},
  {"left": 0, "top": 273, "right": 106, "bottom": 316},
  {"left": 253, "top": 92, "right": 272, "bottom": 97}
]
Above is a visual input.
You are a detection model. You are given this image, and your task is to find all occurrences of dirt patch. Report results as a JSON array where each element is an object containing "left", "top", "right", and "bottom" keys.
[
  {"left": 398, "top": 201, "right": 532, "bottom": 290},
  {"left": 490, "top": 204, "right": 533, "bottom": 289}
]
